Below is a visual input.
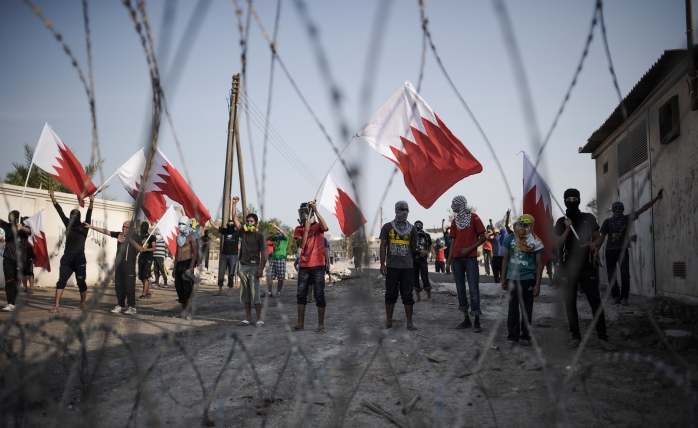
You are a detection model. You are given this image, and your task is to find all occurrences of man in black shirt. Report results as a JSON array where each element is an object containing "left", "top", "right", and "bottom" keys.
[
  {"left": 49, "top": 187, "right": 94, "bottom": 313},
  {"left": 1, "top": 210, "right": 31, "bottom": 312},
  {"left": 86, "top": 221, "right": 147, "bottom": 314},
  {"left": 137, "top": 221, "right": 156, "bottom": 299},
  {"left": 210, "top": 197, "right": 241, "bottom": 296},
  {"left": 594, "top": 189, "right": 663, "bottom": 306},
  {"left": 554, "top": 188, "right": 612, "bottom": 351},
  {"left": 413, "top": 220, "right": 432, "bottom": 302},
  {"left": 198, "top": 230, "right": 211, "bottom": 269}
]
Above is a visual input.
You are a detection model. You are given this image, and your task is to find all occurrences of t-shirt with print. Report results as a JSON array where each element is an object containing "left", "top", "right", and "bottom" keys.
[
  {"left": 379, "top": 222, "right": 417, "bottom": 269},
  {"left": 293, "top": 223, "right": 326, "bottom": 268},
  {"left": 271, "top": 233, "right": 288, "bottom": 260},
  {"left": 219, "top": 225, "right": 239, "bottom": 255},
  {"left": 139, "top": 233, "right": 156, "bottom": 261},
  {"left": 236, "top": 228, "right": 266, "bottom": 265},
  {"left": 600, "top": 212, "right": 638, "bottom": 252},
  {"left": 554, "top": 212, "right": 599, "bottom": 273},
  {"left": 448, "top": 214, "right": 486, "bottom": 258},
  {"left": 110, "top": 231, "right": 139, "bottom": 267},
  {"left": 414, "top": 230, "right": 432, "bottom": 258},
  {"left": 504, "top": 234, "right": 544, "bottom": 281}
]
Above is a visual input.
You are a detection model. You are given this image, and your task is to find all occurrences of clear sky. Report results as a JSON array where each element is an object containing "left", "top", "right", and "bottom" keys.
[{"left": 0, "top": 0, "right": 689, "bottom": 236}]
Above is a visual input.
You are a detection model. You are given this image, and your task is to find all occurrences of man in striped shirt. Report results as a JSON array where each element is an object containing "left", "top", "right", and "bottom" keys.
[{"left": 153, "top": 231, "right": 168, "bottom": 288}]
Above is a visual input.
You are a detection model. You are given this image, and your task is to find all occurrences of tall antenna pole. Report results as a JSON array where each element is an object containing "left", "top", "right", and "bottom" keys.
[{"left": 234, "top": 84, "right": 248, "bottom": 220}]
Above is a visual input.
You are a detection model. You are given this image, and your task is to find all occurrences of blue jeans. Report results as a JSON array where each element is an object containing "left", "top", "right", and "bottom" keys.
[
  {"left": 297, "top": 266, "right": 326, "bottom": 307},
  {"left": 451, "top": 257, "right": 481, "bottom": 316}
]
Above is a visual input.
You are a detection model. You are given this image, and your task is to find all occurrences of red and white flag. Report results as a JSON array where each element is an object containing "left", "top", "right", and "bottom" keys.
[
  {"left": 22, "top": 210, "right": 50, "bottom": 272},
  {"left": 357, "top": 81, "right": 482, "bottom": 208},
  {"left": 319, "top": 173, "right": 366, "bottom": 236},
  {"left": 146, "top": 149, "right": 211, "bottom": 226},
  {"left": 116, "top": 149, "right": 167, "bottom": 223},
  {"left": 33, "top": 123, "right": 97, "bottom": 207},
  {"left": 523, "top": 152, "right": 554, "bottom": 265},
  {"left": 154, "top": 205, "right": 180, "bottom": 256}
]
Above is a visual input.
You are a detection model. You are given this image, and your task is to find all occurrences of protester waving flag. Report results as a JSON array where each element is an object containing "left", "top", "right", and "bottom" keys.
[
  {"left": 319, "top": 173, "right": 366, "bottom": 236},
  {"left": 522, "top": 152, "right": 555, "bottom": 265},
  {"left": 22, "top": 210, "right": 50, "bottom": 272},
  {"left": 116, "top": 148, "right": 168, "bottom": 223},
  {"left": 32, "top": 123, "right": 97, "bottom": 207},
  {"left": 357, "top": 81, "right": 482, "bottom": 208}
]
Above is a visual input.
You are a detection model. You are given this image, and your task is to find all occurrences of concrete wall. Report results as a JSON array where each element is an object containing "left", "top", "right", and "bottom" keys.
[
  {"left": 0, "top": 183, "right": 134, "bottom": 288},
  {"left": 592, "top": 64, "right": 698, "bottom": 299}
]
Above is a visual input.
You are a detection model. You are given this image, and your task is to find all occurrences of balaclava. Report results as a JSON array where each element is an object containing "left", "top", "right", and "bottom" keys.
[
  {"left": 563, "top": 188, "right": 581, "bottom": 217},
  {"left": 610, "top": 201, "right": 626, "bottom": 233}
]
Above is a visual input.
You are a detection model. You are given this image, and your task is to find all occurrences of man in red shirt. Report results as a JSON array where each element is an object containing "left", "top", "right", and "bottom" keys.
[
  {"left": 292, "top": 200, "right": 329, "bottom": 333},
  {"left": 447, "top": 196, "right": 486, "bottom": 332}
]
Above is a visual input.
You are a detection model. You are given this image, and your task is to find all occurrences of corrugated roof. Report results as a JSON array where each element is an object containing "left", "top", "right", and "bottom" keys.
[{"left": 581, "top": 49, "right": 688, "bottom": 154}]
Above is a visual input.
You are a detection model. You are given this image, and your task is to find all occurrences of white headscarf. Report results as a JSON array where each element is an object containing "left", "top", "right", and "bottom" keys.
[
  {"left": 177, "top": 216, "right": 191, "bottom": 247},
  {"left": 451, "top": 196, "right": 471, "bottom": 230}
]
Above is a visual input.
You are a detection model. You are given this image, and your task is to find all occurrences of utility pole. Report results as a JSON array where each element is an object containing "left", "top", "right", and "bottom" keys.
[
  {"left": 234, "top": 84, "right": 248, "bottom": 220},
  {"left": 222, "top": 74, "right": 240, "bottom": 224},
  {"left": 380, "top": 207, "right": 383, "bottom": 228}
]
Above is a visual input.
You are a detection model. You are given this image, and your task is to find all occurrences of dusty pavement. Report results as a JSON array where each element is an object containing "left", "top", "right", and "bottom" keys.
[{"left": 1, "top": 265, "right": 697, "bottom": 428}]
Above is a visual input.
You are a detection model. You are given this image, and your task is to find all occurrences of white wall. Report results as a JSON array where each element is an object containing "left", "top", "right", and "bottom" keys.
[{"left": 0, "top": 183, "right": 134, "bottom": 288}]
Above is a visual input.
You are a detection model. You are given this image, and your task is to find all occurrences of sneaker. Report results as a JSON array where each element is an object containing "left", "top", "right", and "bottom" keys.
[
  {"left": 457, "top": 317, "right": 472, "bottom": 329},
  {"left": 267, "top": 291, "right": 273, "bottom": 297},
  {"left": 473, "top": 317, "right": 482, "bottom": 333},
  {"left": 124, "top": 307, "right": 137, "bottom": 315},
  {"left": 1, "top": 304, "right": 15, "bottom": 312},
  {"left": 276, "top": 292, "right": 281, "bottom": 297},
  {"left": 111, "top": 305, "right": 124, "bottom": 314},
  {"left": 520, "top": 339, "right": 532, "bottom": 346},
  {"left": 621, "top": 299, "right": 629, "bottom": 306},
  {"left": 507, "top": 340, "right": 518, "bottom": 347}
]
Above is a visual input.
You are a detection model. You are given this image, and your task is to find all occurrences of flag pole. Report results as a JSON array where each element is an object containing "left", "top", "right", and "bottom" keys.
[
  {"left": 18, "top": 161, "right": 34, "bottom": 213},
  {"left": 521, "top": 151, "right": 579, "bottom": 240},
  {"left": 94, "top": 170, "right": 119, "bottom": 195},
  {"left": 314, "top": 135, "right": 357, "bottom": 201},
  {"left": 143, "top": 207, "right": 171, "bottom": 246}
]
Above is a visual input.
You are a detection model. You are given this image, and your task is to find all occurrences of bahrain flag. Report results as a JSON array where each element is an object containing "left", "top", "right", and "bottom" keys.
[
  {"left": 319, "top": 173, "right": 366, "bottom": 236},
  {"left": 522, "top": 152, "right": 555, "bottom": 265},
  {"left": 357, "top": 81, "right": 482, "bottom": 208},
  {"left": 22, "top": 210, "right": 50, "bottom": 272}
]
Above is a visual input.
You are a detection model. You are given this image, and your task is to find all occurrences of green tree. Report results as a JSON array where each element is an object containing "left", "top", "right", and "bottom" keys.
[
  {"left": 4, "top": 143, "right": 109, "bottom": 197},
  {"left": 586, "top": 198, "right": 598, "bottom": 219}
]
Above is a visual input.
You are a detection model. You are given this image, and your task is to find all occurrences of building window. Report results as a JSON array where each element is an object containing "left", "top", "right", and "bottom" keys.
[
  {"left": 659, "top": 95, "right": 680, "bottom": 145},
  {"left": 603, "top": 162, "right": 608, "bottom": 174},
  {"left": 617, "top": 119, "right": 648, "bottom": 178}
]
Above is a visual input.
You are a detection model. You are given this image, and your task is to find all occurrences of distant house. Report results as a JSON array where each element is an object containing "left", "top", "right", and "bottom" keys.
[{"left": 579, "top": 48, "right": 696, "bottom": 300}]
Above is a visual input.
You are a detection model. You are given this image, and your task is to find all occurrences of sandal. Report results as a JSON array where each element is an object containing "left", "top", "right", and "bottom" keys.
[
  {"left": 146, "top": 293, "right": 152, "bottom": 298},
  {"left": 138, "top": 295, "right": 146, "bottom": 300},
  {"left": 239, "top": 320, "right": 251, "bottom": 326},
  {"left": 213, "top": 291, "right": 222, "bottom": 296},
  {"left": 316, "top": 327, "right": 326, "bottom": 334}
]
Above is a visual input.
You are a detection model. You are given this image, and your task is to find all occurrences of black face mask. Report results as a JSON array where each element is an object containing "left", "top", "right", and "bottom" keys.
[
  {"left": 70, "top": 209, "right": 81, "bottom": 223},
  {"left": 415, "top": 224, "right": 423, "bottom": 232},
  {"left": 564, "top": 200, "right": 581, "bottom": 212}
]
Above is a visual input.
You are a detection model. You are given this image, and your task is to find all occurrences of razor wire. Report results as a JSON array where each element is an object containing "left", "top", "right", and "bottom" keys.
[{"left": 1, "top": 0, "right": 696, "bottom": 427}]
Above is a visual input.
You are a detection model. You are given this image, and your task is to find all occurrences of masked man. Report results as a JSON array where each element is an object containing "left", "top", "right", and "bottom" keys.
[
  {"left": 1, "top": 210, "right": 31, "bottom": 311},
  {"left": 413, "top": 220, "right": 432, "bottom": 302},
  {"left": 292, "top": 200, "right": 329, "bottom": 333},
  {"left": 380, "top": 201, "right": 418, "bottom": 330},
  {"left": 232, "top": 207, "right": 266, "bottom": 326},
  {"left": 49, "top": 187, "right": 94, "bottom": 313},
  {"left": 554, "top": 188, "right": 612, "bottom": 350},
  {"left": 174, "top": 216, "right": 198, "bottom": 320},
  {"left": 447, "top": 196, "right": 486, "bottom": 332}
]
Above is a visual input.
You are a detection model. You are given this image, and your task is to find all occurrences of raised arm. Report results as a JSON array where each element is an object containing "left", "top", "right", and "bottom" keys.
[
  {"left": 311, "top": 200, "right": 329, "bottom": 232},
  {"left": 231, "top": 196, "right": 241, "bottom": 229},
  {"left": 504, "top": 209, "right": 513, "bottom": 234},
  {"left": 441, "top": 219, "right": 447, "bottom": 233},
  {"left": 50, "top": 187, "right": 69, "bottom": 226},
  {"left": 271, "top": 222, "right": 286, "bottom": 238},
  {"left": 84, "top": 223, "right": 111, "bottom": 236},
  {"left": 84, "top": 193, "right": 94, "bottom": 224},
  {"left": 637, "top": 189, "right": 664, "bottom": 216}
]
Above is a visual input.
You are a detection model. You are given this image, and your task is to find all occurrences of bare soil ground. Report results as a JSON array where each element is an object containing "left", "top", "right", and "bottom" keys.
[{"left": 1, "top": 265, "right": 697, "bottom": 428}]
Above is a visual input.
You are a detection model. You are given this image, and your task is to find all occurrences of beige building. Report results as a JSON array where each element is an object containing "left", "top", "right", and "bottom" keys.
[
  {"left": 0, "top": 183, "right": 134, "bottom": 288},
  {"left": 580, "top": 48, "right": 697, "bottom": 300}
]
